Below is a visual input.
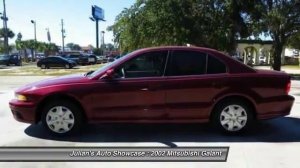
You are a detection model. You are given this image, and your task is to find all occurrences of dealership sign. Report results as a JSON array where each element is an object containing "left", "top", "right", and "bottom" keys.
[{"left": 92, "top": 5, "right": 105, "bottom": 21}]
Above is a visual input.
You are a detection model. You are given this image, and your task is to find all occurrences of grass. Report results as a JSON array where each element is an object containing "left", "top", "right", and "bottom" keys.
[
  {"left": 0, "top": 63, "right": 104, "bottom": 76},
  {"left": 282, "top": 65, "right": 300, "bottom": 69}
]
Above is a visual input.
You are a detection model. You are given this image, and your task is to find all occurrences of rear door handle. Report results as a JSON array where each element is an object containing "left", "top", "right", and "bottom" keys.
[{"left": 140, "top": 88, "right": 149, "bottom": 91}]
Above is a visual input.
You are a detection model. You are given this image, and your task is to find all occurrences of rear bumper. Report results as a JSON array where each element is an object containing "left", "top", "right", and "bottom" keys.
[
  {"left": 9, "top": 99, "right": 37, "bottom": 124},
  {"left": 256, "top": 95, "right": 295, "bottom": 120}
]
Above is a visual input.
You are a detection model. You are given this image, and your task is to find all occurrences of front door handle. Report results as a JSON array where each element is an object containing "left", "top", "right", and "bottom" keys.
[{"left": 140, "top": 88, "right": 149, "bottom": 91}]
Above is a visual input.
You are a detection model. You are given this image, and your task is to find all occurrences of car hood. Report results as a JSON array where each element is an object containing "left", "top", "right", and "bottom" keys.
[{"left": 16, "top": 74, "right": 89, "bottom": 93}]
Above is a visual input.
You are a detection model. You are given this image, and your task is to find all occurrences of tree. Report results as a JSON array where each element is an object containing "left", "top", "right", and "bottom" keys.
[
  {"left": 0, "top": 28, "right": 15, "bottom": 53},
  {"left": 105, "top": 43, "right": 115, "bottom": 51},
  {"left": 254, "top": 0, "right": 300, "bottom": 71},
  {"left": 66, "top": 43, "right": 81, "bottom": 51},
  {"left": 16, "top": 40, "right": 28, "bottom": 61},
  {"left": 93, "top": 48, "right": 103, "bottom": 55},
  {"left": 108, "top": 0, "right": 258, "bottom": 53},
  {"left": 44, "top": 43, "right": 59, "bottom": 56},
  {"left": 0, "top": 28, "right": 15, "bottom": 39},
  {"left": 22, "top": 40, "right": 37, "bottom": 60},
  {"left": 16, "top": 32, "right": 22, "bottom": 41},
  {"left": 288, "top": 32, "right": 300, "bottom": 49}
]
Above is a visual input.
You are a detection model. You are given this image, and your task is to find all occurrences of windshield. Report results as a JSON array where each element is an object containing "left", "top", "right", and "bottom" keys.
[
  {"left": 0, "top": 55, "right": 9, "bottom": 60},
  {"left": 88, "top": 52, "right": 133, "bottom": 78}
]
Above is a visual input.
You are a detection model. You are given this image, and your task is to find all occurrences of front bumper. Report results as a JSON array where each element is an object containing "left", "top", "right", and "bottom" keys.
[{"left": 9, "top": 99, "right": 37, "bottom": 124}]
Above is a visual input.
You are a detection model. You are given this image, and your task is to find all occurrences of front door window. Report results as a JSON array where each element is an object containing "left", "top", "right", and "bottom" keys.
[{"left": 114, "top": 51, "right": 168, "bottom": 78}]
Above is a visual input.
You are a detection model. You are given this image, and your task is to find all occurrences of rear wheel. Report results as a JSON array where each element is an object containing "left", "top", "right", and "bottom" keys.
[
  {"left": 65, "top": 64, "right": 70, "bottom": 69},
  {"left": 41, "top": 100, "right": 84, "bottom": 136},
  {"left": 212, "top": 99, "right": 254, "bottom": 133},
  {"left": 41, "top": 64, "right": 46, "bottom": 69}
]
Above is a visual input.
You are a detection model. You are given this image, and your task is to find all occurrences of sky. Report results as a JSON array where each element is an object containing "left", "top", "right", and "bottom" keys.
[{"left": 1, "top": 0, "right": 136, "bottom": 47}]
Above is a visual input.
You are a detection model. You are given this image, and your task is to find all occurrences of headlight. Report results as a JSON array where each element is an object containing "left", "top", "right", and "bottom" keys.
[{"left": 16, "top": 94, "right": 27, "bottom": 101}]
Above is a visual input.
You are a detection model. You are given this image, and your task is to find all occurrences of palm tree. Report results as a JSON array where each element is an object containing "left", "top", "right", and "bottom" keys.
[
  {"left": 0, "top": 28, "right": 15, "bottom": 39},
  {"left": 22, "top": 40, "right": 36, "bottom": 61},
  {"left": 16, "top": 41, "right": 28, "bottom": 62},
  {"left": 45, "top": 43, "right": 59, "bottom": 56}
]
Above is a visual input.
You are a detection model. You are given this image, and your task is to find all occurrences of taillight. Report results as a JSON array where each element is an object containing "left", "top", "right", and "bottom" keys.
[{"left": 286, "top": 80, "right": 291, "bottom": 94}]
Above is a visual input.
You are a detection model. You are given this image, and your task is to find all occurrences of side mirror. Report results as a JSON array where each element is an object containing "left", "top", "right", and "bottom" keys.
[{"left": 101, "top": 69, "right": 115, "bottom": 79}]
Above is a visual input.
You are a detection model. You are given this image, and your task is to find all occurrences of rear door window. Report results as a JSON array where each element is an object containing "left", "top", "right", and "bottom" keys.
[
  {"left": 207, "top": 55, "right": 227, "bottom": 74},
  {"left": 166, "top": 50, "right": 206, "bottom": 76}
]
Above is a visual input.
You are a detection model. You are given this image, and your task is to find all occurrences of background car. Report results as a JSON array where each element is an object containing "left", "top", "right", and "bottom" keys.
[
  {"left": 10, "top": 46, "right": 294, "bottom": 136},
  {"left": 107, "top": 57, "right": 115, "bottom": 63},
  {"left": 63, "top": 54, "right": 80, "bottom": 64},
  {"left": 96, "top": 55, "right": 105, "bottom": 64},
  {"left": 64, "top": 54, "right": 89, "bottom": 65},
  {"left": 0, "top": 54, "right": 22, "bottom": 66},
  {"left": 37, "top": 56, "right": 77, "bottom": 69},
  {"left": 83, "top": 54, "right": 97, "bottom": 65},
  {"left": 259, "top": 56, "right": 267, "bottom": 65}
]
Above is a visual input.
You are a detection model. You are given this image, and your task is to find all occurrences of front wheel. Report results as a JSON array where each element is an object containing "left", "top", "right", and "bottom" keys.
[
  {"left": 212, "top": 100, "right": 254, "bottom": 133},
  {"left": 41, "top": 100, "right": 84, "bottom": 135}
]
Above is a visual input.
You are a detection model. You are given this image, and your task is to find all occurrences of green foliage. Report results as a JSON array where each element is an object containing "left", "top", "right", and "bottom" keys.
[
  {"left": 16, "top": 32, "right": 22, "bottom": 41},
  {"left": 15, "top": 40, "right": 59, "bottom": 59},
  {"left": 288, "top": 32, "right": 300, "bottom": 49},
  {"left": 0, "top": 28, "right": 15, "bottom": 54},
  {"left": 93, "top": 48, "right": 103, "bottom": 55},
  {"left": 109, "top": 0, "right": 300, "bottom": 71},
  {"left": 0, "top": 28, "right": 15, "bottom": 39},
  {"left": 254, "top": 0, "right": 300, "bottom": 70},
  {"left": 108, "top": 0, "right": 257, "bottom": 53},
  {"left": 66, "top": 43, "right": 81, "bottom": 51},
  {"left": 0, "top": 44, "right": 14, "bottom": 53}
]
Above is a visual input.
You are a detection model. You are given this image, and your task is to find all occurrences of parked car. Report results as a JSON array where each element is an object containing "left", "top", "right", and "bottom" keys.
[
  {"left": 36, "top": 53, "right": 45, "bottom": 61},
  {"left": 83, "top": 54, "right": 97, "bottom": 65},
  {"left": 10, "top": 46, "right": 294, "bottom": 135},
  {"left": 259, "top": 56, "right": 267, "bottom": 65},
  {"left": 63, "top": 54, "right": 80, "bottom": 64},
  {"left": 107, "top": 57, "right": 115, "bottom": 63},
  {"left": 0, "top": 54, "right": 22, "bottom": 66},
  {"left": 96, "top": 55, "right": 105, "bottom": 64},
  {"left": 37, "top": 56, "right": 77, "bottom": 69},
  {"left": 64, "top": 54, "right": 89, "bottom": 65}
]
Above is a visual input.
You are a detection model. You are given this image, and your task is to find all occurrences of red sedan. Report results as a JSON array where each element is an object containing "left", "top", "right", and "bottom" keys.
[{"left": 9, "top": 46, "right": 294, "bottom": 135}]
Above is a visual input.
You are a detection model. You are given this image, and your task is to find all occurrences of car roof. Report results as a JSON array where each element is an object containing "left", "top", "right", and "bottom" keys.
[
  {"left": 48, "top": 56, "right": 63, "bottom": 59},
  {"left": 130, "top": 46, "right": 255, "bottom": 74},
  {"left": 135, "top": 46, "right": 219, "bottom": 53}
]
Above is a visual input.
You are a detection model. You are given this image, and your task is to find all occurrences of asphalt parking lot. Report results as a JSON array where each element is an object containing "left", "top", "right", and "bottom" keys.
[{"left": 0, "top": 76, "right": 300, "bottom": 168}]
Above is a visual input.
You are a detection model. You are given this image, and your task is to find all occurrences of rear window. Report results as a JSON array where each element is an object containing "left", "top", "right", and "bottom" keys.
[
  {"left": 207, "top": 55, "right": 227, "bottom": 74},
  {"left": 166, "top": 50, "right": 206, "bottom": 76}
]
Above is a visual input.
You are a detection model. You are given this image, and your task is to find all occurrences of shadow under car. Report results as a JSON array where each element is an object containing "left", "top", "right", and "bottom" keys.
[{"left": 24, "top": 117, "right": 300, "bottom": 146}]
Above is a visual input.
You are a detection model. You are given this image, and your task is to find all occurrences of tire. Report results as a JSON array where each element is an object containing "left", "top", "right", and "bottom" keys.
[
  {"left": 65, "top": 64, "right": 70, "bottom": 69},
  {"left": 212, "top": 99, "right": 254, "bottom": 133},
  {"left": 41, "top": 100, "right": 84, "bottom": 136},
  {"left": 41, "top": 64, "right": 46, "bottom": 69}
]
